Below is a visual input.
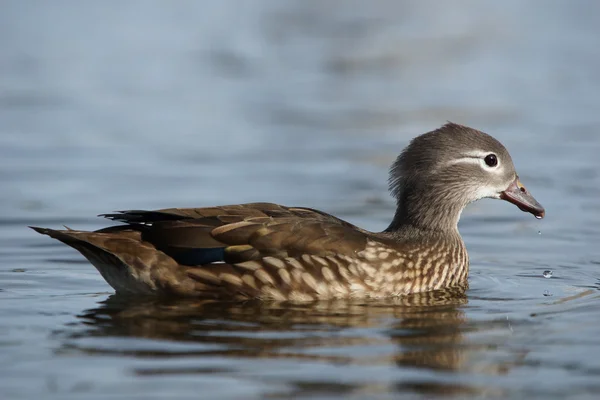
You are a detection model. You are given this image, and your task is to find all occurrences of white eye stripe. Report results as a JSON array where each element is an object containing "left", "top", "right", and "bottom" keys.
[
  {"left": 462, "top": 150, "right": 495, "bottom": 158},
  {"left": 445, "top": 157, "right": 482, "bottom": 166},
  {"left": 445, "top": 154, "right": 502, "bottom": 171}
]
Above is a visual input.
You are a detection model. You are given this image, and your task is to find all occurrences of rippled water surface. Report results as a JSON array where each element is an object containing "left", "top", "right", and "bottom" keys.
[{"left": 2, "top": 1, "right": 600, "bottom": 399}]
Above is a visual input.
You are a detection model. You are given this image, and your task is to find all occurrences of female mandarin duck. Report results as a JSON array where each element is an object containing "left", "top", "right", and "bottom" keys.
[{"left": 32, "top": 123, "right": 544, "bottom": 300}]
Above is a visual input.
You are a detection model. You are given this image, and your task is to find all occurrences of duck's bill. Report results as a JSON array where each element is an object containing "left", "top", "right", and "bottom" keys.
[{"left": 500, "top": 177, "right": 545, "bottom": 219}]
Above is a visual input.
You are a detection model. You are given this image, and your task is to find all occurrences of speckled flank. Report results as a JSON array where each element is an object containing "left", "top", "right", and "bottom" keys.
[
  {"left": 32, "top": 220, "right": 471, "bottom": 300},
  {"left": 182, "top": 237, "right": 469, "bottom": 300}
]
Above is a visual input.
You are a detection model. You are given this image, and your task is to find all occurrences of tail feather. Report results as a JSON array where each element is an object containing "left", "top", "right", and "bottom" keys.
[{"left": 29, "top": 226, "right": 199, "bottom": 296}]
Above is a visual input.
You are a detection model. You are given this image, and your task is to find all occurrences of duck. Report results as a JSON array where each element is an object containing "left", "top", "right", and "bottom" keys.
[{"left": 31, "top": 123, "right": 544, "bottom": 300}]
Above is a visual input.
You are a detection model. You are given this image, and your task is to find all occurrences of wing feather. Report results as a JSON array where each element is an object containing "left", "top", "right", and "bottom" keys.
[{"left": 100, "top": 203, "right": 369, "bottom": 266}]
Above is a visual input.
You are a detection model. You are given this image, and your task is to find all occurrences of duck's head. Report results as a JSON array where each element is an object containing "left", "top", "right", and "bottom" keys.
[{"left": 388, "top": 123, "right": 544, "bottom": 231}]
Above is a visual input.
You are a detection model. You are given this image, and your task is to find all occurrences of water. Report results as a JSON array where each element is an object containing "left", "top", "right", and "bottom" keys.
[{"left": 1, "top": 1, "right": 600, "bottom": 399}]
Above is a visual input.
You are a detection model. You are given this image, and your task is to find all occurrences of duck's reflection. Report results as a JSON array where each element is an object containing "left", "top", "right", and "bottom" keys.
[{"left": 60, "top": 288, "right": 520, "bottom": 397}]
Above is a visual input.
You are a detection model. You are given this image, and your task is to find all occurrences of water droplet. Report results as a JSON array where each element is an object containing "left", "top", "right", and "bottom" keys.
[
  {"left": 543, "top": 290, "right": 553, "bottom": 297},
  {"left": 535, "top": 215, "right": 543, "bottom": 219},
  {"left": 543, "top": 270, "right": 553, "bottom": 279},
  {"left": 538, "top": 231, "right": 542, "bottom": 235}
]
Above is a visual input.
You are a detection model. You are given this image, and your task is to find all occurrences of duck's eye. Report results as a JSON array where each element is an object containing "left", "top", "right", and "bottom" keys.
[{"left": 484, "top": 154, "right": 498, "bottom": 167}]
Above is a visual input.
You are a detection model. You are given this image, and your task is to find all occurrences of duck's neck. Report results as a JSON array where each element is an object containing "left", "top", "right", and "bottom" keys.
[
  {"left": 383, "top": 187, "right": 471, "bottom": 290},
  {"left": 384, "top": 185, "right": 466, "bottom": 235}
]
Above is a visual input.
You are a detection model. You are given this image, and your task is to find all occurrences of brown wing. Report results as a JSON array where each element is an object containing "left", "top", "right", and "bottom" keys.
[{"left": 99, "top": 202, "right": 370, "bottom": 266}]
